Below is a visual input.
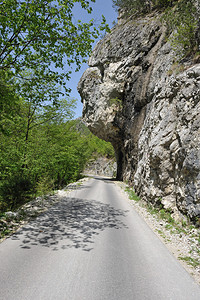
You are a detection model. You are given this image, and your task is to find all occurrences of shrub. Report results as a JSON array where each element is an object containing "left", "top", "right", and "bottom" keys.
[
  {"left": 36, "top": 177, "right": 55, "bottom": 197},
  {"left": 112, "top": 0, "right": 177, "bottom": 16},
  {"left": 113, "top": 0, "right": 199, "bottom": 58},
  {"left": 163, "top": 0, "right": 199, "bottom": 57},
  {"left": 0, "top": 175, "right": 36, "bottom": 210}
]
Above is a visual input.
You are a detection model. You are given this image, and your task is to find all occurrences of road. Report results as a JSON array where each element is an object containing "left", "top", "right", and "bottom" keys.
[{"left": 0, "top": 177, "right": 200, "bottom": 300}]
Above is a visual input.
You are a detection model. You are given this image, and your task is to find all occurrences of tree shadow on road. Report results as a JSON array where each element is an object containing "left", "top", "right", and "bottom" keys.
[{"left": 12, "top": 197, "right": 129, "bottom": 252}]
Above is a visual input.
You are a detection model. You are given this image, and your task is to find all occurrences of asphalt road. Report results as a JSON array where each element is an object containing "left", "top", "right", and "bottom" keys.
[{"left": 0, "top": 177, "right": 200, "bottom": 300}]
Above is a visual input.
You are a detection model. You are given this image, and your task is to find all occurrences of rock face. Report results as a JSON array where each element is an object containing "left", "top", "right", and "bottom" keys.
[
  {"left": 78, "top": 13, "right": 200, "bottom": 222},
  {"left": 84, "top": 157, "right": 117, "bottom": 178}
]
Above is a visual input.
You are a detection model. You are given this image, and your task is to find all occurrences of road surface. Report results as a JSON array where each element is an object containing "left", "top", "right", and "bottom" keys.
[{"left": 0, "top": 177, "right": 200, "bottom": 300}]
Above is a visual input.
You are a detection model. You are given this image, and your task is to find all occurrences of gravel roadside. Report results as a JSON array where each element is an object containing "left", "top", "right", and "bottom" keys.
[
  {"left": 1, "top": 176, "right": 199, "bottom": 286},
  {"left": 116, "top": 181, "right": 200, "bottom": 285},
  {"left": 0, "top": 177, "right": 90, "bottom": 243}
]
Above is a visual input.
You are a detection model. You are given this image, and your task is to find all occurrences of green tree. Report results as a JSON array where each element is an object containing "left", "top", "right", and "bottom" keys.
[
  {"left": 0, "top": 0, "right": 109, "bottom": 98},
  {"left": 0, "top": 91, "right": 76, "bottom": 209},
  {"left": 0, "top": 70, "right": 20, "bottom": 133},
  {"left": 112, "top": 0, "right": 199, "bottom": 57},
  {"left": 112, "top": 0, "right": 149, "bottom": 14},
  {"left": 0, "top": 102, "right": 115, "bottom": 211},
  {"left": 0, "top": 1, "right": 113, "bottom": 212},
  {"left": 112, "top": 0, "right": 176, "bottom": 15},
  {"left": 163, "top": 0, "right": 199, "bottom": 56}
]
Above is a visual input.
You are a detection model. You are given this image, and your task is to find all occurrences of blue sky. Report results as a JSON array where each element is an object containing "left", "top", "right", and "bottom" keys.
[{"left": 69, "top": 0, "right": 118, "bottom": 118}]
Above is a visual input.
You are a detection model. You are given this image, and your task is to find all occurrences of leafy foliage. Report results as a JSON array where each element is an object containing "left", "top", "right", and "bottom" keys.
[
  {"left": 0, "top": 70, "right": 20, "bottom": 133},
  {"left": 163, "top": 0, "right": 199, "bottom": 56},
  {"left": 112, "top": 0, "right": 177, "bottom": 15},
  {"left": 112, "top": 0, "right": 200, "bottom": 57},
  {"left": 0, "top": 176, "right": 35, "bottom": 210},
  {"left": 0, "top": 1, "right": 113, "bottom": 213},
  {"left": 113, "top": 0, "right": 148, "bottom": 15},
  {"left": 0, "top": 99, "right": 115, "bottom": 211},
  {"left": 109, "top": 97, "right": 123, "bottom": 110},
  {"left": 0, "top": 0, "right": 109, "bottom": 99}
]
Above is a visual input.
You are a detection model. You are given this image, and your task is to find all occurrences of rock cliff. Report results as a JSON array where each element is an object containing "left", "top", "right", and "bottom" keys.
[
  {"left": 84, "top": 157, "right": 117, "bottom": 177},
  {"left": 78, "top": 13, "right": 200, "bottom": 222}
]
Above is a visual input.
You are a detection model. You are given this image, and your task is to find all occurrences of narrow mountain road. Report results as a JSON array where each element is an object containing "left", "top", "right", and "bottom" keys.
[{"left": 0, "top": 177, "right": 200, "bottom": 300}]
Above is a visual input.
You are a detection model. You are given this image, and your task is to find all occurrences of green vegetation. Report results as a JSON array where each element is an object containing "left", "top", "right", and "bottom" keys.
[
  {"left": 112, "top": 0, "right": 200, "bottom": 58},
  {"left": 167, "top": 62, "right": 185, "bottom": 76},
  {"left": 109, "top": 97, "right": 123, "bottom": 110},
  {"left": 0, "top": 0, "right": 110, "bottom": 102},
  {"left": 125, "top": 186, "right": 200, "bottom": 269},
  {"left": 112, "top": 0, "right": 178, "bottom": 16},
  {"left": 125, "top": 186, "right": 198, "bottom": 236},
  {"left": 0, "top": 104, "right": 115, "bottom": 212},
  {"left": 163, "top": 0, "right": 199, "bottom": 57},
  {"left": 159, "top": 208, "right": 175, "bottom": 225},
  {"left": 125, "top": 186, "right": 140, "bottom": 201},
  {"left": 178, "top": 256, "right": 200, "bottom": 268},
  {"left": 0, "top": 1, "right": 113, "bottom": 214}
]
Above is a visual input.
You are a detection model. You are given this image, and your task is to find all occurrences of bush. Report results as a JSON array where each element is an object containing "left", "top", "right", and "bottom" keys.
[
  {"left": 36, "top": 177, "right": 55, "bottom": 197},
  {"left": 112, "top": 0, "right": 177, "bottom": 16},
  {"left": 0, "top": 175, "right": 36, "bottom": 210},
  {"left": 0, "top": 115, "right": 115, "bottom": 214},
  {"left": 163, "top": 0, "right": 198, "bottom": 57},
  {"left": 113, "top": 0, "right": 150, "bottom": 15},
  {"left": 113, "top": 0, "right": 199, "bottom": 58}
]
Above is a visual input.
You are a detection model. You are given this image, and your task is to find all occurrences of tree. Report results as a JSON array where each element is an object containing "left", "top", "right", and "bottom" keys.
[
  {"left": 0, "top": 70, "right": 20, "bottom": 133},
  {"left": 0, "top": 0, "right": 109, "bottom": 98},
  {"left": 0, "top": 1, "right": 113, "bottom": 211},
  {"left": 112, "top": 0, "right": 199, "bottom": 57},
  {"left": 112, "top": 0, "right": 149, "bottom": 14},
  {"left": 0, "top": 112, "right": 115, "bottom": 210},
  {"left": 112, "top": 0, "right": 176, "bottom": 15},
  {"left": 163, "top": 0, "right": 199, "bottom": 56}
]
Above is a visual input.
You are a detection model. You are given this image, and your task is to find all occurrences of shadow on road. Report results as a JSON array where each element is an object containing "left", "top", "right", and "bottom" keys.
[
  {"left": 12, "top": 197, "right": 129, "bottom": 252},
  {"left": 65, "top": 183, "right": 91, "bottom": 191},
  {"left": 94, "top": 177, "right": 116, "bottom": 183}
]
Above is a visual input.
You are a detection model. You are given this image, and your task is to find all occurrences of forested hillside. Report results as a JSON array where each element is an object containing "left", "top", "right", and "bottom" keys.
[{"left": 0, "top": 92, "right": 114, "bottom": 213}]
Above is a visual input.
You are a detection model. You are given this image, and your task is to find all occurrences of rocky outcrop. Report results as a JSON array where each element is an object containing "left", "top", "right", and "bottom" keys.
[
  {"left": 78, "top": 13, "right": 200, "bottom": 222},
  {"left": 84, "top": 157, "right": 117, "bottom": 177}
]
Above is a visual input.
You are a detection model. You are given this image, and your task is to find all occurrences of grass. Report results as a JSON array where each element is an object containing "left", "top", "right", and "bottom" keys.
[
  {"left": 167, "top": 62, "right": 185, "bottom": 76},
  {"left": 109, "top": 98, "right": 123, "bottom": 110},
  {"left": 124, "top": 184, "right": 200, "bottom": 276},
  {"left": 147, "top": 204, "right": 190, "bottom": 236},
  {"left": 156, "top": 229, "right": 166, "bottom": 239},
  {"left": 124, "top": 185, "right": 200, "bottom": 257},
  {"left": 178, "top": 256, "right": 200, "bottom": 268},
  {"left": 165, "top": 224, "right": 173, "bottom": 230},
  {"left": 126, "top": 188, "right": 198, "bottom": 239},
  {"left": 125, "top": 187, "right": 140, "bottom": 202},
  {"left": 147, "top": 204, "right": 158, "bottom": 215}
]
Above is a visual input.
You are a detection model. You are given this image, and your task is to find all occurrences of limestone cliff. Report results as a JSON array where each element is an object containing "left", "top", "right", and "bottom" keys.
[{"left": 78, "top": 13, "right": 200, "bottom": 222}]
